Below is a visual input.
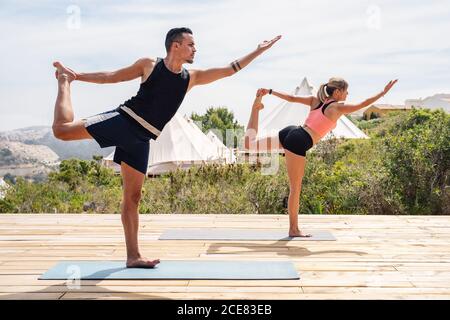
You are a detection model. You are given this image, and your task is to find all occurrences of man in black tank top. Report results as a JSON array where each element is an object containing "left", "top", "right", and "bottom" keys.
[{"left": 51, "top": 28, "right": 281, "bottom": 268}]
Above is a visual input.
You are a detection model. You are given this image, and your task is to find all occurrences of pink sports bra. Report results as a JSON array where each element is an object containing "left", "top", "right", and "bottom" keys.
[{"left": 303, "top": 100, "right": 337, "bottom": 139}]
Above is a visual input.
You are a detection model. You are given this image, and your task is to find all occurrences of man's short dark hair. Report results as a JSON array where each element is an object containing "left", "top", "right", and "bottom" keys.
[{"left": 165, "top": 27, "right": 193, "bottom": 52}]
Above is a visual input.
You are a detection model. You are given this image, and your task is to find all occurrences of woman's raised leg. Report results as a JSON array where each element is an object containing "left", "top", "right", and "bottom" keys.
[{"left": 244, "top": 90, "right": 283, "bottom": 152}]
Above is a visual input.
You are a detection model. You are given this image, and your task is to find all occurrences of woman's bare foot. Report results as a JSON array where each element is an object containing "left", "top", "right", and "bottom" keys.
[
  {"left": 289, "top": 228, "right": 312, "bottom": 238},
  {"left": 252, "top": 89, "right": 265, "bottom": 111},
  {"left": 53, "top": 61, "right": 77, "bottom": 82},
  {"left": 126, "top": 256, "right": 160, "bottom": 268}
]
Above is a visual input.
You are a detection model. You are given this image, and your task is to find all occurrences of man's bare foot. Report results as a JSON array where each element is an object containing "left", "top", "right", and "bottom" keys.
[
  {"left": 126, "top": 256, "right": 160, "bottom": 268},
  {"left": 289, "top": 229, "right": 312, "bottom": 238},
  {"left": 53, "top": 61, "right": 77, "bottom": 83}
]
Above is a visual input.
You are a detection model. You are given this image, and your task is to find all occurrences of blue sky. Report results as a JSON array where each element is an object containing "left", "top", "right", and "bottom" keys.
[{"left": 0, "top": 0, "right": 449, "bottom": 131}]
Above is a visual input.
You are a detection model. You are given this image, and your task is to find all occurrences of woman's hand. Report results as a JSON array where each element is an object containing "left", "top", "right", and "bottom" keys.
[{"left": 258, "top": 88, "right": 271, "bottom": 96}]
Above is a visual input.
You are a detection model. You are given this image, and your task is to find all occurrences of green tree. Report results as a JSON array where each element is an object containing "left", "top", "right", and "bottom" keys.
[
  {"left": 0, "top": 148, "right": 13, "bottom": 166},
  {"left": 3, "top": 173, "right": 16, "bottom": 185},
  {"left": 0, "top": 148, "right": 12, "bottom": 157},
  {"left": 48, "top": 158, "right": 117, "bottom": 191},
  {"left": 191, "top": 107, "right": 244, "bottom": 148},
  {"left": 382, "top": 109, "right": 450, "bottom": 214}
]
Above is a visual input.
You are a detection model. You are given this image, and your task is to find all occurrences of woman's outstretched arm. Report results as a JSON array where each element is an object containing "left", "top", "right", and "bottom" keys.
[
  {"left": 259, "top": 88, "right": 314, "bottom": 106},
  {"left": 337, "top": 79, "right": 398, "bottom": 115}
]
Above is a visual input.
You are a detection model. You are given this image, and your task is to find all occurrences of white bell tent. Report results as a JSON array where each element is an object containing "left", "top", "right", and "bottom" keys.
[
  {"left": 103, "top": 113, "right": 232, "bottom": 175},
  {"left": 206, "top": 130, "right": 236, "bottom": 164}
]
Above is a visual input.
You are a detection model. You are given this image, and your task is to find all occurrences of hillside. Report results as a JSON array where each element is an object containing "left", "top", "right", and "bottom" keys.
[
  {"left": 0, "top": 126, "right": 113, "bottom": 161},
  {"left": 0, "top": 141, "right": 59, "bottom": 166}
]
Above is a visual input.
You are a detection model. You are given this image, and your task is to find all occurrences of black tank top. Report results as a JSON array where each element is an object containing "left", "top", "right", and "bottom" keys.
[{"left": 118, "top": 58, "right": 190, "bottom": 132}]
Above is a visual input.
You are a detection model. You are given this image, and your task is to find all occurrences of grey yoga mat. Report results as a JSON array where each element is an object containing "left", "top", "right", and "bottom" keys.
[
  {"left": 159, "top": 229, "right": 336, "bottom": 241},
  {"left": 39, "top": 260, "right": 299, "bottom": 280}
]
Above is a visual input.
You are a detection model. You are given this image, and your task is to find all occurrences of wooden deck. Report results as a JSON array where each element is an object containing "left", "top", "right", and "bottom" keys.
[{"left": 0, "top": 214, "right": 449, "bottom": 300}]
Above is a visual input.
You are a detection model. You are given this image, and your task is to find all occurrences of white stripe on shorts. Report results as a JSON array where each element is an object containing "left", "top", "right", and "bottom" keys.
[{"left": 83, "top": 112, "right": 119, "bottom": 128}]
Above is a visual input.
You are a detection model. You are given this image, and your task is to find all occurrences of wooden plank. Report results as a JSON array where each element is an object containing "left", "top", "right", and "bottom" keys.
[
  {"left": 0, "top": 285, "right": 301, "bottom": 294},
  {"left": 0, "top": 275, "right": 189, "bottom": 286},
  {"left": 301, "top": 286, "right": 450, "bottom": 294},
  {"left": 0, "top": 262, "right": 397, "bottom": 272},
  {"left": 0, "top": 292, "right": 64, "bottom": 300},
  {"left": 60, "top": 292, "right": 304, "bottom": 300}
]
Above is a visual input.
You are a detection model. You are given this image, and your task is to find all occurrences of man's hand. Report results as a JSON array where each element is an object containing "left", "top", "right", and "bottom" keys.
[
  {"left": 383, "top": 79, "right": 398, "bottom": 95},
  {"left": 257, "top": 35, "right": 282, "bottom": 52}
]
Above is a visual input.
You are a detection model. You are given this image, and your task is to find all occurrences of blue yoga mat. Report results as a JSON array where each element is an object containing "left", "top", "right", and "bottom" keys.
[
  {"left": 39, "top": 260, "right": 299, "bottom": 280},
  {"left": 159, "top": 229, "right": 336, "bottom": 241}
]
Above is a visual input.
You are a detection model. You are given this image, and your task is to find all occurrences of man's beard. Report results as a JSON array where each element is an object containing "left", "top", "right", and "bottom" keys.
[{"left": 186, "top": 58, "right": 194, "bottom": 64}]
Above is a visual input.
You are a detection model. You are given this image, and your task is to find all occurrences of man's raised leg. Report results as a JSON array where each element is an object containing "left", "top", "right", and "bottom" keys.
[{"left": 52, "top": 61, "right": 92, "bottom": 141}]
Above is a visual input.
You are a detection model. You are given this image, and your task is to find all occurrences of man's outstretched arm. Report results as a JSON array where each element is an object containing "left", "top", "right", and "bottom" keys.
[
  {"left": 189, "top": 35, "right": 281, "bottom": 88},
  {"left": 75, "top": 58, "right": 154, "bottom": 84}
]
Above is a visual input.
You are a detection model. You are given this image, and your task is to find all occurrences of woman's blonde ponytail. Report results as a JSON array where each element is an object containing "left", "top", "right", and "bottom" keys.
[{"left": 317, "top": 83, "right": 329, "bottom": 103}]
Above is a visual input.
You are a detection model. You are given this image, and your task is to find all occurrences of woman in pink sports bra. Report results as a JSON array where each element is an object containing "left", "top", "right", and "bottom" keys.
[{"left": 244, "top": 77, "right": 397, "bottom": 237}]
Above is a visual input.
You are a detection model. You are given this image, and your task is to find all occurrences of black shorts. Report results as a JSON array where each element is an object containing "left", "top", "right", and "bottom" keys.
[
  {"left": 278, "top": 125, "right": 313, "bottom": 157},
  {"left": 83, "top": 109, "right": 157, "bottom": 175}
]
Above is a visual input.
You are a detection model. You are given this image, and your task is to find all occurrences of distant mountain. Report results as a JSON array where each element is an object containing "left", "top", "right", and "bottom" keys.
[
  {"left": 0, "top": 140, "right": 59, "bottom": 179},
  {"left": 0, "top": 126, "right": 114, "bottom": 160},
  {"left": 0, "top": 140, "right": 59, "bottom": 166},
  {"left": 405, "top": 94, "right": 450, "bottom": 113}
]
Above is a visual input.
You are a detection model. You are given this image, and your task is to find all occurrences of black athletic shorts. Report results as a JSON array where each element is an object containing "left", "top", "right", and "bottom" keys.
[
  {"left": 278, "top": 125, "right": 313, "bottom": 156},
  {"left": 83, "top": 108, "right": 157, "bottom": 174}
]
